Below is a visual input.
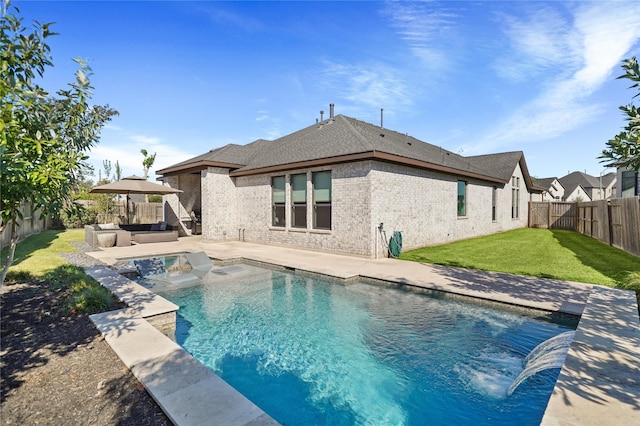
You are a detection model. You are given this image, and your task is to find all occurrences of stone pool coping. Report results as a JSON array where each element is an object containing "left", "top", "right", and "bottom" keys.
[{"left": 86, "top": 238, "right": 640, "bottom": 425}]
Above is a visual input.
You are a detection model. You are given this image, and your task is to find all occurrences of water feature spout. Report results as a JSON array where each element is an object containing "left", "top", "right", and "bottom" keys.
[{"left": 507, "top": 331, "right": 576, "bottom": 396}]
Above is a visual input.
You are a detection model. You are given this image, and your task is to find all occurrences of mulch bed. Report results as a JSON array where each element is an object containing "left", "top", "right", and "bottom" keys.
[{"left": 1, "top": 276, "right": 171, "bottom": 425}]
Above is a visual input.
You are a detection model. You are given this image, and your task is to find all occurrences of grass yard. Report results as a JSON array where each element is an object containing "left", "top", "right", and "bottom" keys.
[
  {"left": 1, "top": 229, "right": 117, "bottom": 314},
  {"left": 401, "top": 228, "right": 640, "bottom": 289},
  {"left": 1, "top": 229, "right": 85, "bottom": 276}
]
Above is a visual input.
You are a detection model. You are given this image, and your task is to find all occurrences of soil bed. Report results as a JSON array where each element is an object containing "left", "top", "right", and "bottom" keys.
[{"left": 1, "top": 244, "right": 171, "bottom": 425}]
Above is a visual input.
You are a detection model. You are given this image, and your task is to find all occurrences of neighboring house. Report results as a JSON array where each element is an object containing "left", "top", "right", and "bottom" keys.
[
  {"left": 535, "top": 177, "right": 565, "bottom": 201},
  {"left": 600, "top": 172, "right": 617, "bottom": 199},
  {"left": 563, "top": 184, "right": 591, "bottom": 202},
  {"left": 617, "top": 167, "right": 640, "bottom": 198},
  {"left": 158, "top": 112, "right": 543, "bottom": 258},
  {"left": 558, "top": 171, "right": 617, "bottom": 201}
]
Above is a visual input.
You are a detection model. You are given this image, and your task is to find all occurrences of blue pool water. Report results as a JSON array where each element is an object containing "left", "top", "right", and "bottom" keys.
[{"left": 149, "top": 263, "right": 576, "bottom": 426}]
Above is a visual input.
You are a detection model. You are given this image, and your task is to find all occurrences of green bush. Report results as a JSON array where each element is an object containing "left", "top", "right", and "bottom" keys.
[
  {"left": 68, "top": 284, "right": 115, "bottom": 314},
  {"left": 4, "top": 270, "right": 35, "bottom": 282},
  {"left": 619, "top": 271, "right": 640, "bottom": 308},
  {"left": 60, "top": 206, "right": 98, "bottom": 228},
  {"left": 44, "top": 265, "right": 117, "bottom": 314}
]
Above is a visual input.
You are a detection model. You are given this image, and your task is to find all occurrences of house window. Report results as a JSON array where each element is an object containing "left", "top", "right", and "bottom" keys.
[
  {"left": 457, "top": 180, "right": 467, "bottom": 217},
  {"left": 511, "top": 176, "right": 520, "bottom": 219},
  {"left": 291, "top": 174, "right": 307, "bottom": 228},
  {"left": 271, "top": 176, "right": 285, "bottom": 227},
  {"left": 492, "top": 186, "right": 497, "bottom": 222},
  {"left": 313, "top": 171, "right": 331, "bottom": 229},
  {"left": 621, "top": 170, "right": 638, "bottom": 197}
]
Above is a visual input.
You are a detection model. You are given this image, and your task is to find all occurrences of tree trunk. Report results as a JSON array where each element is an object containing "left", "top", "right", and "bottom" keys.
[{"left": 0, "top": 219, "right": 18, "bottom": 287}]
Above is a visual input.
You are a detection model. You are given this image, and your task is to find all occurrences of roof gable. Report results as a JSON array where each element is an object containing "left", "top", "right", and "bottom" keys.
[{"left": 559, "top": 171, "right": 600, "bottom": 189}]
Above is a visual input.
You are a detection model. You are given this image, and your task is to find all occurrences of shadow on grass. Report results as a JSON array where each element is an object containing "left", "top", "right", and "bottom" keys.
[
  {"left": 0, "top": 230, "right": 65, "bottom": 268},
  {"left": 550, "top": 230, "right": 640, "bottom": 284}
]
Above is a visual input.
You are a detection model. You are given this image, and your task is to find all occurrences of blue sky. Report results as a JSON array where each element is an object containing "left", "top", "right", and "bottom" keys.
[{"left": 16, "top": 0, "right": 640, "bottom": 181}]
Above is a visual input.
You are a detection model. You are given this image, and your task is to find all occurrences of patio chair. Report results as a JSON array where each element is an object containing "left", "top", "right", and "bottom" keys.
[
  {"left": 185, "top": 251, "right": 213, "bottom": 276},
  {"left": 133, "top": 258, "right": 200, "bottom": 285}
]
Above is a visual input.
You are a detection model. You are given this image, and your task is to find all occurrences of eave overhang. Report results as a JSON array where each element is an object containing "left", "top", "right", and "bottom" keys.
[
  {"left": 157, "top": 160, "right": 245, "bottom": 177},
  {"left": 229, "top": 151, "right": 506, "bottom": 184}
]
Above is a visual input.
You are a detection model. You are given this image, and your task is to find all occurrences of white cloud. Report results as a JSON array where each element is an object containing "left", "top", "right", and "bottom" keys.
[
  {"left": 383, "top": 0, "right": 457, "bottom": 73},
  {"left": 467, "top": 0, "right": 640, "bottom": 153},
  {"left": 255, "top": 111, "right": 269, "bottom": 122},
  {"left": 492, "top": 7, "right": 576, "bottom": 81},
  {"left": 129, "top": 134, "right": 162, "bottom": 146},
  {"left": 317, "top": 60, "right": 411, "bottom": 112},
  {"left": 87, "top": 129, "right": 197, "bottom": 181}
]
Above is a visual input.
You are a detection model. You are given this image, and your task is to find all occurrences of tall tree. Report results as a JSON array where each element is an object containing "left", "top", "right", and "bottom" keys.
[
  {"left": 600, "top": 57, "right": 640, "bottom": 171},
  {"left": 0, "top": 3, "right": 117, "bottom": 285},
  {"left": 140, "top": 148, "right": 156, "bottom": 180},
  {"left": 101, "top": 159, "right": 112, "bottom": 184},
  {"left": 114, "top": 160, "right": 122, "bottom": 181}
]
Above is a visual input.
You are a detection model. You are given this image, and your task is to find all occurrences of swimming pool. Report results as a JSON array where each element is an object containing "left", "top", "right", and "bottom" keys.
[{"left": 141, "top": 261, "right": 576, "bottom": 426}]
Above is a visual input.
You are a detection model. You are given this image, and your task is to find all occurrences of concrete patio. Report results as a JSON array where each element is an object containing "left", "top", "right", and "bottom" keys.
[{"left": 86, "top": 237, "right": 640, "bottom": 426}]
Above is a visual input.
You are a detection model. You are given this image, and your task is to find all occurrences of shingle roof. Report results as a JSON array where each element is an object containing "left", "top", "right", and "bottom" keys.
[
  {"left": 158, "top": 114, "right": 533, "bottom": 186},
  {"left": 559, "top": 171, "right": 600, "bottom": 189},
  {"left": 601, "top": 172, "right": 616, "bottom": 187},
  {"left": 535, "top": 177, "right": 560, "bottom": 189}
]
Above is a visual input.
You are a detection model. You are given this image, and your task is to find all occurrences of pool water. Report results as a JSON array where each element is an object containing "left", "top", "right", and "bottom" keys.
[{"left": 151, "top": 263, "right": 576, "bottom": 426}]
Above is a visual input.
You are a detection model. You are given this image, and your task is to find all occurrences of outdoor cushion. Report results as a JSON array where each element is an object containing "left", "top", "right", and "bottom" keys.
[
  {"left": 98, "top": 223, "right": 118, "bottom": 230},
  {"left": 149, "top": 223, "right": 162, "bottom": 231}
]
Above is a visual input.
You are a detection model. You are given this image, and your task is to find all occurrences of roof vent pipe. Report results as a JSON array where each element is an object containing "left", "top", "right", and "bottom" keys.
[
  {"left": 320, "top": 110, "right": 324, "bottom": 121},
  {"left": 381, "top": 108, "right": 384, "bottom": 128},
  {"left": 329, "top": 103, "right": 334, "bottom": 119}
]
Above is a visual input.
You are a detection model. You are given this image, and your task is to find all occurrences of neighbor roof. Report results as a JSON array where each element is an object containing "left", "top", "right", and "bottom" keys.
[
  {"left": 158, "top": 114, "right": 534, "bottom": 187},
  {"left": 535, "top": 177, "right": 563, "bottom": 190},
  {"left": 559, "top": 171, "right": 611, "bottom": 198}
]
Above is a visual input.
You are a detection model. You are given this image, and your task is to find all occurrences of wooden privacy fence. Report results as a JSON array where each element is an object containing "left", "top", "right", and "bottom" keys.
[
  {"left": 96, "top": 202, "right": 164, "bottom": 225},
  {"left": 529, "top": 197, "right": 640, "bottom": 258},
  {"left": 529, "top": 202, "right": 576, "bottom": 230},
  {"left": 607, "top": 197, "right": 640, "bottom": 257},
  {"left": 0, "top": 203, "right": 51, "bottom": 250}
]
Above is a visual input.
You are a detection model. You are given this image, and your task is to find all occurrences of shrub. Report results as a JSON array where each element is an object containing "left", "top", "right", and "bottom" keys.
[
  {"left": 4, "top": 270, "right": 35, "bottom": 282},
  {"left": 618, "top": 271, "right": 640, "bottom": 310},
  {"left": 68, "top": 285, "right": 115, "bottom": 314},
  {"left": 60, "top": 206, "right": 98, "bottom": 228},
  {"left": 44, "top": 265, "right": 117, "bottom": 314}
]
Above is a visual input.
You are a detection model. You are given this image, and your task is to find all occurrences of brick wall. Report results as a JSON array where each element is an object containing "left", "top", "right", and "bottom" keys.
[{"left": 193, "top": 160, "right": 531, "bottom": 257}]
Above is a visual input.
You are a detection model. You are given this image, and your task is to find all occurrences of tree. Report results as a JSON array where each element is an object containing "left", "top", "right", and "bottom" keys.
[
  {"left": 114, "top": 160, "right": 122, "bottom": 181},
  {"left": 0, "top": 3, "right": 117, "bottom": 285},
  {"left": 101, "top": 159, "right": 112, "bottom": 184},
  {"left": 140, "top": 149, "right": 156, "bottom": 180},
  {"left": 600, "top": 57, "right": 640, "bottom": 171}
]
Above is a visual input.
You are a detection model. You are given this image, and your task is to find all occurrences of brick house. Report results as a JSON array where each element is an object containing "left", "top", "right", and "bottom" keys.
[{"left": 157, "top": 111, "right": 543, "bottom": 258}]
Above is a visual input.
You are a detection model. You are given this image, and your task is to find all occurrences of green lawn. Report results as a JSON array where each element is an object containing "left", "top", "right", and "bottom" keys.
[
  {"left": 401, "top": 228, "right": 640, "bottom": 288},
  {"left": 2, "top": 229, "right": 116, "bottom": 314},
  {"left": 1, "top": 229, "right": 84, "bottom": 276}
]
